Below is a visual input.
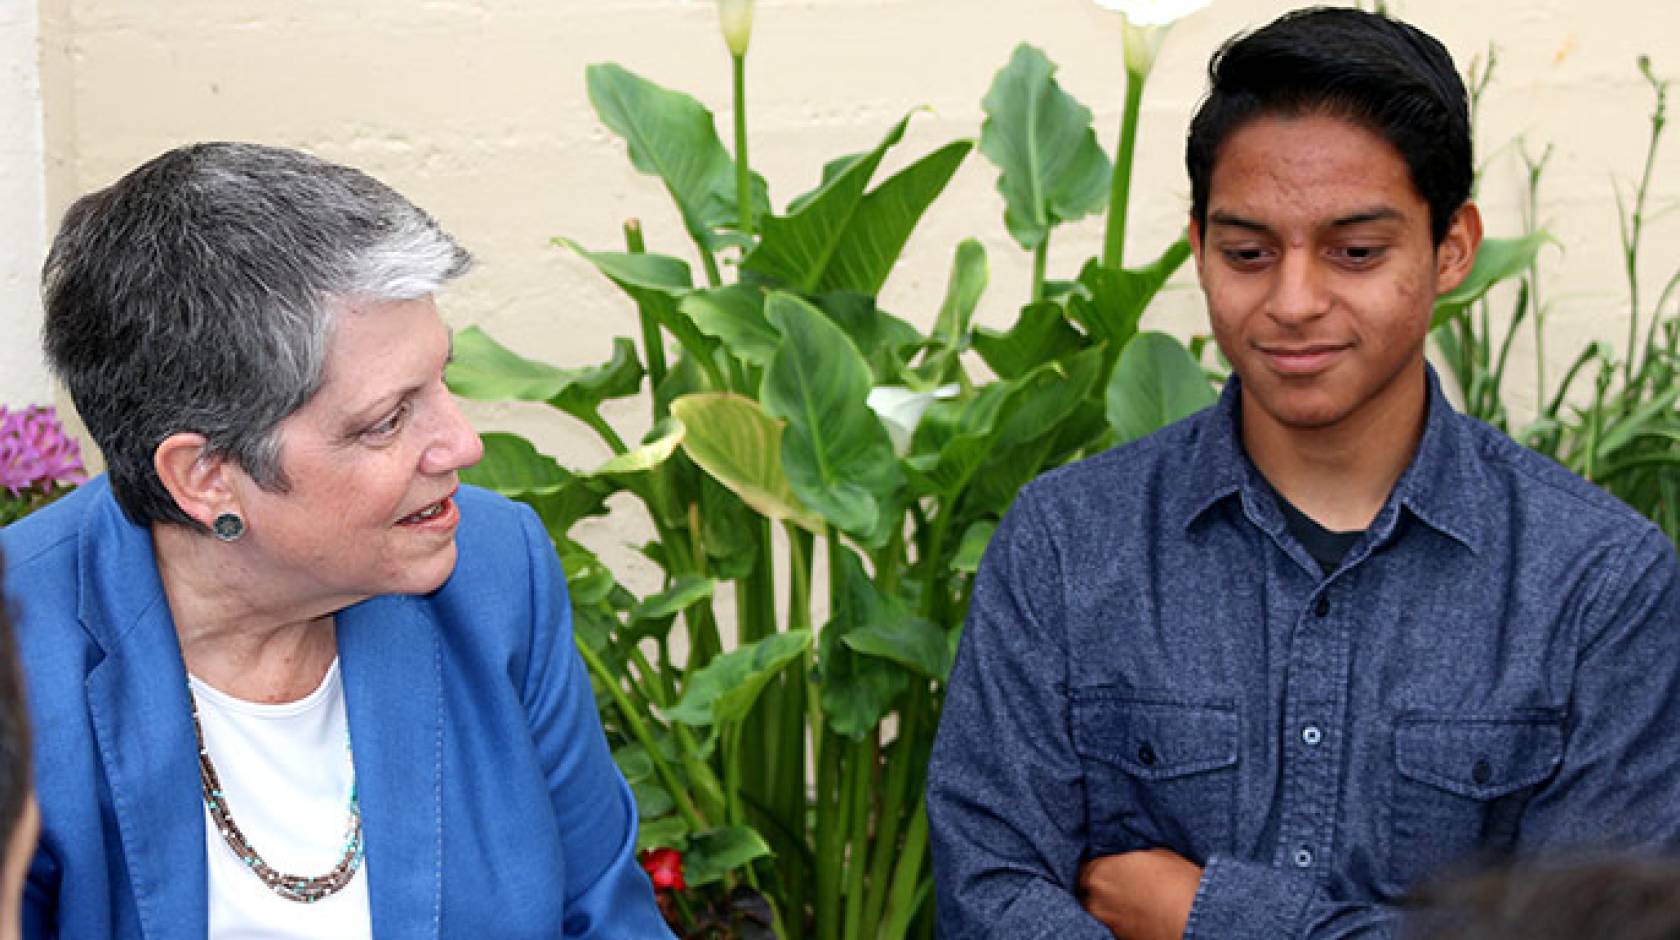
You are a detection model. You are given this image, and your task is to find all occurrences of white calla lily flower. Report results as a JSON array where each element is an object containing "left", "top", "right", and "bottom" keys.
[
  {"left": 867, "top": 385, "right": 961, "bottom": 456},
  {"left": 718, "top": 0, "right": 755, "bottom": 57},
  {"left": 1095, "top": 0, "right": 1210, "bottom": 77}
]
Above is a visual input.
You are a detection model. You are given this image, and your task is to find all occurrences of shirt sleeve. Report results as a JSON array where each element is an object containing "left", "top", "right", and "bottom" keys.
[
  {"left": 928, "top": 490, "right": 1113, "bottom": 940},
  {"left": 516, "top": 507, "right": 677, "bottom": 939}
]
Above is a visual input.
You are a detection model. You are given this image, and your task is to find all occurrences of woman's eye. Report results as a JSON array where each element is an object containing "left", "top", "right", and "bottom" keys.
[{"left": 364, "top": 401, "right": 412, "bottom": 439}]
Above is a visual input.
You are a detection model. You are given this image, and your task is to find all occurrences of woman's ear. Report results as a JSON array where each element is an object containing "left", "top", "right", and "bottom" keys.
[
  {"left": 1434, "top": 202, "right": 1484, "bottom": 295},
  {"left": 153, "top": 433, "right": 238, "bottom": 530}
]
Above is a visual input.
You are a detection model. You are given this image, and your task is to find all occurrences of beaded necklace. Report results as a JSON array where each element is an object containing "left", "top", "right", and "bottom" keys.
[{"left": 190, "top": 692, "right": 365, "bottom": 904}]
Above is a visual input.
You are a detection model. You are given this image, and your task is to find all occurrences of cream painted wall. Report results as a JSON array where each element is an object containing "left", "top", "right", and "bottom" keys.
[
  {"left": 0, "top": 0, "right": 49, "bottom": 409},
  {"left": 13, "top": 0, "right": 1680, "bottom": 467}
]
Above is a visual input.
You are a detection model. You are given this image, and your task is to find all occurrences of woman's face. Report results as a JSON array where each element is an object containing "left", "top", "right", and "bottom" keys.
[{"left": 231, "top": 296, "right": 483, "bottom": 605}]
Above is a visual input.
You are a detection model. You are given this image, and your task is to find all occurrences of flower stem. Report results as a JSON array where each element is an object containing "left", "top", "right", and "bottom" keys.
[
  {"left": 733, "top": 51, "right": 754, "bottom": 238},
  {"left": 1101, "top": 73, "right": 1147, "bottom": 270}
]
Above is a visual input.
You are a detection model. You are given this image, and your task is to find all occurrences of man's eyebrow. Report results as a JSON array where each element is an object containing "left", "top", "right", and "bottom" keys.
[
  {"left": 1330, "top": 208, "right": 1404, "bottom": 227},
  {"left": 1207, "top": 210, "right": 1270, "bottom": 233}
]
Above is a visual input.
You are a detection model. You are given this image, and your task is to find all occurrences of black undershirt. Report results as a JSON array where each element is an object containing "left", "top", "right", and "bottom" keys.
[{"left": 1273, "top": 492, "right": 1363, "bottom": 575}]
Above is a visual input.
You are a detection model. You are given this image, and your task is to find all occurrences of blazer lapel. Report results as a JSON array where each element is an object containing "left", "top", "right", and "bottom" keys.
[
  {"left": 81, "top": 491, "right": 209, "bottom": 939},
  {"left": 338, "top": 596, "right": 443, "bottom": 938}
]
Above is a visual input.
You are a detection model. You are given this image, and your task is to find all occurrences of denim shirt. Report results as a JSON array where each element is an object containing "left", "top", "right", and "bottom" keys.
[{"left": 928, "top": 372, "right": 1680, "bottom": 939}]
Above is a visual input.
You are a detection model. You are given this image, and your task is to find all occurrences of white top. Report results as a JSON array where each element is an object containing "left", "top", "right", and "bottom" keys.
[{"left": 189, "top": 660, "right": 373, "bottom": 940}]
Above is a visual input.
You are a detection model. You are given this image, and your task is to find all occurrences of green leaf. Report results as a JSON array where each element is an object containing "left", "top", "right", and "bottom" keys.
[
  {"left": 461, "top": 433, "right": 574, "bottom": 498},
  {"left": 1106, "top": 331, "right": 1218, "bottom": 444},
  {"left": 1431, "top": 232, "right": 1556, "bottom": 329},
  {"left": 584, "top": 63, "right": 767, "bottom": 253},
  {"left": 1067, "top": 238, "right": 1192, "bottom": 374},
  {"left": 555, "top": 240, "right": 722, "bottom": 376},
  {"left": 912, "top": 239, "right": 990, "bottom": 388},
  {"left": 743, "top": 115, "right": 972, "bottom": 295},
  {"left": 672, "top": 393, "right": 826, "bottom": 532},
  {"left": 973, "top": 302, "right": 1086, "bottom": 380},
  {"left": 636, "top": 816, "right": 691, "bottom": 853},
  {"left": 994, "top": 344, "right": 1105, "bottom": 449},
  {"left": 845, "top": 615, "right": 951, "bottom": 681},
  {"left": 951, "top": 519, "right": 998, "bottom": 574},
  {"left": 810, "top": 292, "right": 926, "bottom": 384},
  {"left": 613, "top": 743, "right": 655, "bottom": 784},
  {"left": 631, "top": 780, "right": 675, "bottom": 819},
  {"left": 593, "top": 421, "right": 685, "bottom": 477},
  {"left": 818, "top": 547, "right": 910, "bottom": 739},
  {"left": 683, "top": 285, "right": 777, "bottom": 367},
  {"left": 684, "top": 826, "right": 774, "bottom": 887},
  {"left": 664, "top": 630, "right": 813, "bottom": 727},
  {"left": 760, "top": 293, "right": 903, "bottom": 536},
  {"left": 980, "top": 43, "right": 1112, "bottom": 250},
  {"left": 631, "top": 574, "right": 716, "bottom": 623},
  {"left": 447, "top": 327, "right": 643, "bottom": 420}
]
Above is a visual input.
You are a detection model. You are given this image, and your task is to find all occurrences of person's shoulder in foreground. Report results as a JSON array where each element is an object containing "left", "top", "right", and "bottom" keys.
[{"left": 927, "top": 5, "right": 1680, "bottom": 940}]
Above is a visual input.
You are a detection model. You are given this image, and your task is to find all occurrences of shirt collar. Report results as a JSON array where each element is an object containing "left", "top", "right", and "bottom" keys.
[{"left": 1181, "top": 366, "right": 1491, "bottom": 555}]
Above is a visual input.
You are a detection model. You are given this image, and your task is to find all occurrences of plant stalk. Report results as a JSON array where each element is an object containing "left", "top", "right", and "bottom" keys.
[{"left": 1101, "top": 74, "right": 1147, "bottom": 269}]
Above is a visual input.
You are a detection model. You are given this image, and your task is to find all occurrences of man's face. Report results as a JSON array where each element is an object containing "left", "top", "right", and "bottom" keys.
[{"left": 1189, "top": 112, "right": 1480, "bottom": 437}]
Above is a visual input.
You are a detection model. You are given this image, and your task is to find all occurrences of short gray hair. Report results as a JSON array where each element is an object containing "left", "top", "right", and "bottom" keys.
[{"left": 41, "top": 142, "right": 472, "bottom": 530}]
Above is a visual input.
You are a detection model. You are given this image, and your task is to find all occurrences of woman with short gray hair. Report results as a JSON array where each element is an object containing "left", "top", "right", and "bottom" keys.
[{"left": 2, "top": 142, "right": 674, "bottom": 938}]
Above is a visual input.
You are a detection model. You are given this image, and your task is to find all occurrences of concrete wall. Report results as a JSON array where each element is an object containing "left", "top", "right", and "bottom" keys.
[
  {"left": 8, "top": 0, "right": 1679, "bottom": 462},
  {"left": 0, "top": 0, "right": 48, "bottom": 409}
]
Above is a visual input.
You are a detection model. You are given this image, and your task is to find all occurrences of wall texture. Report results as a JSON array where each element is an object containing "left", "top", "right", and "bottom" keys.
[
  {"left": 10, "top": 0, "right": 1680, "bottom": 467},
  {"left": 0, "top": 0, "right": 48, "bottom": 408}
]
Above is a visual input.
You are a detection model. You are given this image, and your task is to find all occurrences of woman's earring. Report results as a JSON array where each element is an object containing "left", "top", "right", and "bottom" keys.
[{"left": 212, "top": 512, "right": 246, "bottom": 542}]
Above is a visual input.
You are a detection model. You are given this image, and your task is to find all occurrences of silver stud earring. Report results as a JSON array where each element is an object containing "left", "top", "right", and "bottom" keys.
[{"left": 212, "top": 512, "right": 246, "bottom": 542}]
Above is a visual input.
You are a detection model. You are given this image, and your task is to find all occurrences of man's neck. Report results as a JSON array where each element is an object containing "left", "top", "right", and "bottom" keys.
[{"left": 1240, "top": 370, "right": 1429, "bottom": 532}]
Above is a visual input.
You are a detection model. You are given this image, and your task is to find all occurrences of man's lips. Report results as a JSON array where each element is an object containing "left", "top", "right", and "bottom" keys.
[{"left": 1255, "top": 343, "right": 1352, "bottom": 375}]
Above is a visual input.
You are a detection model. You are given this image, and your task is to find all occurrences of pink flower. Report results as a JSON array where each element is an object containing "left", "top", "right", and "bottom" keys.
[{"left": 0, "top": 406, "right": 87, "bottom": 498}]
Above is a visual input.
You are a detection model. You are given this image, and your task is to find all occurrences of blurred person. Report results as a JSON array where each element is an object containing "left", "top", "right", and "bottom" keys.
[
  {"left": 1, "top": 143, "right": 673, "bottom": 938},
  {"left": 928, "top": 7, "right": 1680, "bottom": 939},
  {"left": 0, "top": 558, "right": 37, "bottom": 940},
  {"left": 1403, "top": 855, "right": 1680, "bottom": 940}
]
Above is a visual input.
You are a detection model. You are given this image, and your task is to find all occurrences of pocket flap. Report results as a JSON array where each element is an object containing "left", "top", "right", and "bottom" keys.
[
  {"left": 1395, "top": 714, "right": 1563, "bottom": 800},
  {"left": 1071, "top": 693, "right": 1239, "bottom": 780}
]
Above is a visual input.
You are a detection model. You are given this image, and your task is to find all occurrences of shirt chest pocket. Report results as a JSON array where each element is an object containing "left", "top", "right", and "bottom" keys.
[
  {"left": 1386, "top": 714, "right": 1563, "bottom": 891},
  {"left": 1070, "top": 692, "right": 1240, "bottom": 862}
]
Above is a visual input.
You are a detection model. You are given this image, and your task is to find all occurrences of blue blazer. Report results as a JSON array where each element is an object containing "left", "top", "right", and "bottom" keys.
[{"left": 1, "top": 478, "right": 674, "bottom": 939}]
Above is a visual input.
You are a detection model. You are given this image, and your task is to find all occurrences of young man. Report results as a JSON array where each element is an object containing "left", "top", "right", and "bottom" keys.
[{"left": 928, "top": 8, "right": 1680, "bottom": 939}]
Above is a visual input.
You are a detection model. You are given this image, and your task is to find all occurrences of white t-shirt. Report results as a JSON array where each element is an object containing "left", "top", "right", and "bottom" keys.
[{"left": 189, "top": 660, "right": 373, "bottom": 939}]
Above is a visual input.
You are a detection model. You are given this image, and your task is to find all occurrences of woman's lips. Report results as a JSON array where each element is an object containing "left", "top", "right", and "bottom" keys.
[{"left": 396, "top": 494, "right": 458, "bottom": 529}]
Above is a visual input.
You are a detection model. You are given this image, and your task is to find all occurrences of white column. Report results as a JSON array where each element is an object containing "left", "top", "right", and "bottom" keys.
[{"left": 0, "top": 0, "right": 49, "bottom": 409}]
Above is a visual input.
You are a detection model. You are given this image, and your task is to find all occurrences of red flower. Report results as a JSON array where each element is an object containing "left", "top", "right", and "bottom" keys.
[{"left": 640, "top": 847, "right": 686, "bottom": 892}]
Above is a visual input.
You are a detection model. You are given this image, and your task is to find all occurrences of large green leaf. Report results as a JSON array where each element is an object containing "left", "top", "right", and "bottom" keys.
[
  {"left": 818, "top": 547, "right": 910, "bottom": 739},
  {"left": 682, "top": 285, "right": 777, "bottom": 367},
  {"left": 743, "top": 115, "right": 972, "bottom": 295},
  {"left": 1106, "top": 331, "right": 1218, "bottom": 444},
  {"left": 760, "top": 293, "right": 903, "bottom": 536},
  {"left": 993, "top": 344, "right": 1105, "bottom": 450},
  {"left": 980, "top": 43, "right": 1111, "bottom": 250},
  {"left": 447, "top": 327, "right": 643, "bottom": 418},
  {"left": 671, "top": 393, "right": 825, "bottom": 532},
  {"left": 664, "top": 630, "right": 813, "bottom": 727},
  {"left": 973, "top": 301, "right": 1086, "bottom": 380},
  {"left": 461, "top": 433, "right": 573, "bottom": 498},
  {"left": 811, "top": 291, "right": 926, "bottom": 384},
  {"left": 584, "top": 63, "right": 767, "bottom": 252},
  {"left": 630, "top": 574, "right": 716, "bottom": 623},
  {"left": 844, "top": 614, "right": 951, "bottom": 681},
  {"left": 1067, "top": 238, "right": 1192, "bottom": 374},
  {"left": 555, "top": 240, "right": 723, "bottom": 375},
  {"left": 1431, "top": 232, "right": 1555, "bottom": 329},
  {"left": 685, "top": 826, "right": 774, "bottom": 887}
]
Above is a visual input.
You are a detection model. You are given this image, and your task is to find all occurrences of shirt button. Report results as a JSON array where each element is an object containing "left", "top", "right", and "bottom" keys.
[
  {"left": 1137, "top": 743, "right": 1158, "bottom": 766},
  {"left": 1301, "top": 725, "right": 1323, "bottom": 746},
  {"left": 1472, "top": 758, "right": 1492, "bottom": 785},
  {"left": 1293, "top": 847, "right": 1314, "bottom": 868},
  {"left": 1314, "top": 595, "right": 1331, "bottom": 618}
]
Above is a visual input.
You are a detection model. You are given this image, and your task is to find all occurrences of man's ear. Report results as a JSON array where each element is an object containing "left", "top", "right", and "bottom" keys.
[
  {"left": 1434, "top": 202, "right": 1483, "bottom": 295},
  {"left": 153, "top": 433, "right": 239, "bottom": 529}
]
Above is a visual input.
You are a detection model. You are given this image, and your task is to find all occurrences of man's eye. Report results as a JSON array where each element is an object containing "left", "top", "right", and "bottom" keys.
[
  {"left": 1221, "top": 247, "right": 1270, "bottom": 266},
  {"left": 364, "top": 401, "right": 412, "bottom": 439},
  {"left": 1335, "top": 245, "right": 1387, "bottom": 266}
]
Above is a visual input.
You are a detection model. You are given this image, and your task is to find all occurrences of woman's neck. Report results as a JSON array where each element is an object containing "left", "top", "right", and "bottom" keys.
[{"left": 152, "top": 524, "right": 341, "bottom": 703}]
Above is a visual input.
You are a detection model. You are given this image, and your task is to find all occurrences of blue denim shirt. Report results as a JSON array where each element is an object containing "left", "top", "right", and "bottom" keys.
[{"left": 928, "top": 372, "right": 1680, "bottom": 939}]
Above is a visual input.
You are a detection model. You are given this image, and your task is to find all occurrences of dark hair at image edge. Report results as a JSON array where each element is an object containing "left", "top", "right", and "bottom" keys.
[
  {"left": 0, "top": 557, "right": 31, "bottom": 855},
  {"left": 40, "top": 142, "right": 471, "bottom": 531},
  {"left": 1186, "top": 6, "right": 1473, "bottom": 244}
]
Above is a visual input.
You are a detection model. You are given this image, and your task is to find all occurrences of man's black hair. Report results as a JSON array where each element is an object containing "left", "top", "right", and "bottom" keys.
[
  {"left": 0, "top": 558, "right": 30, "bottom": 858},
  {"left": 1186, "top": 6, "right": 1472, "bottom": 244}
]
